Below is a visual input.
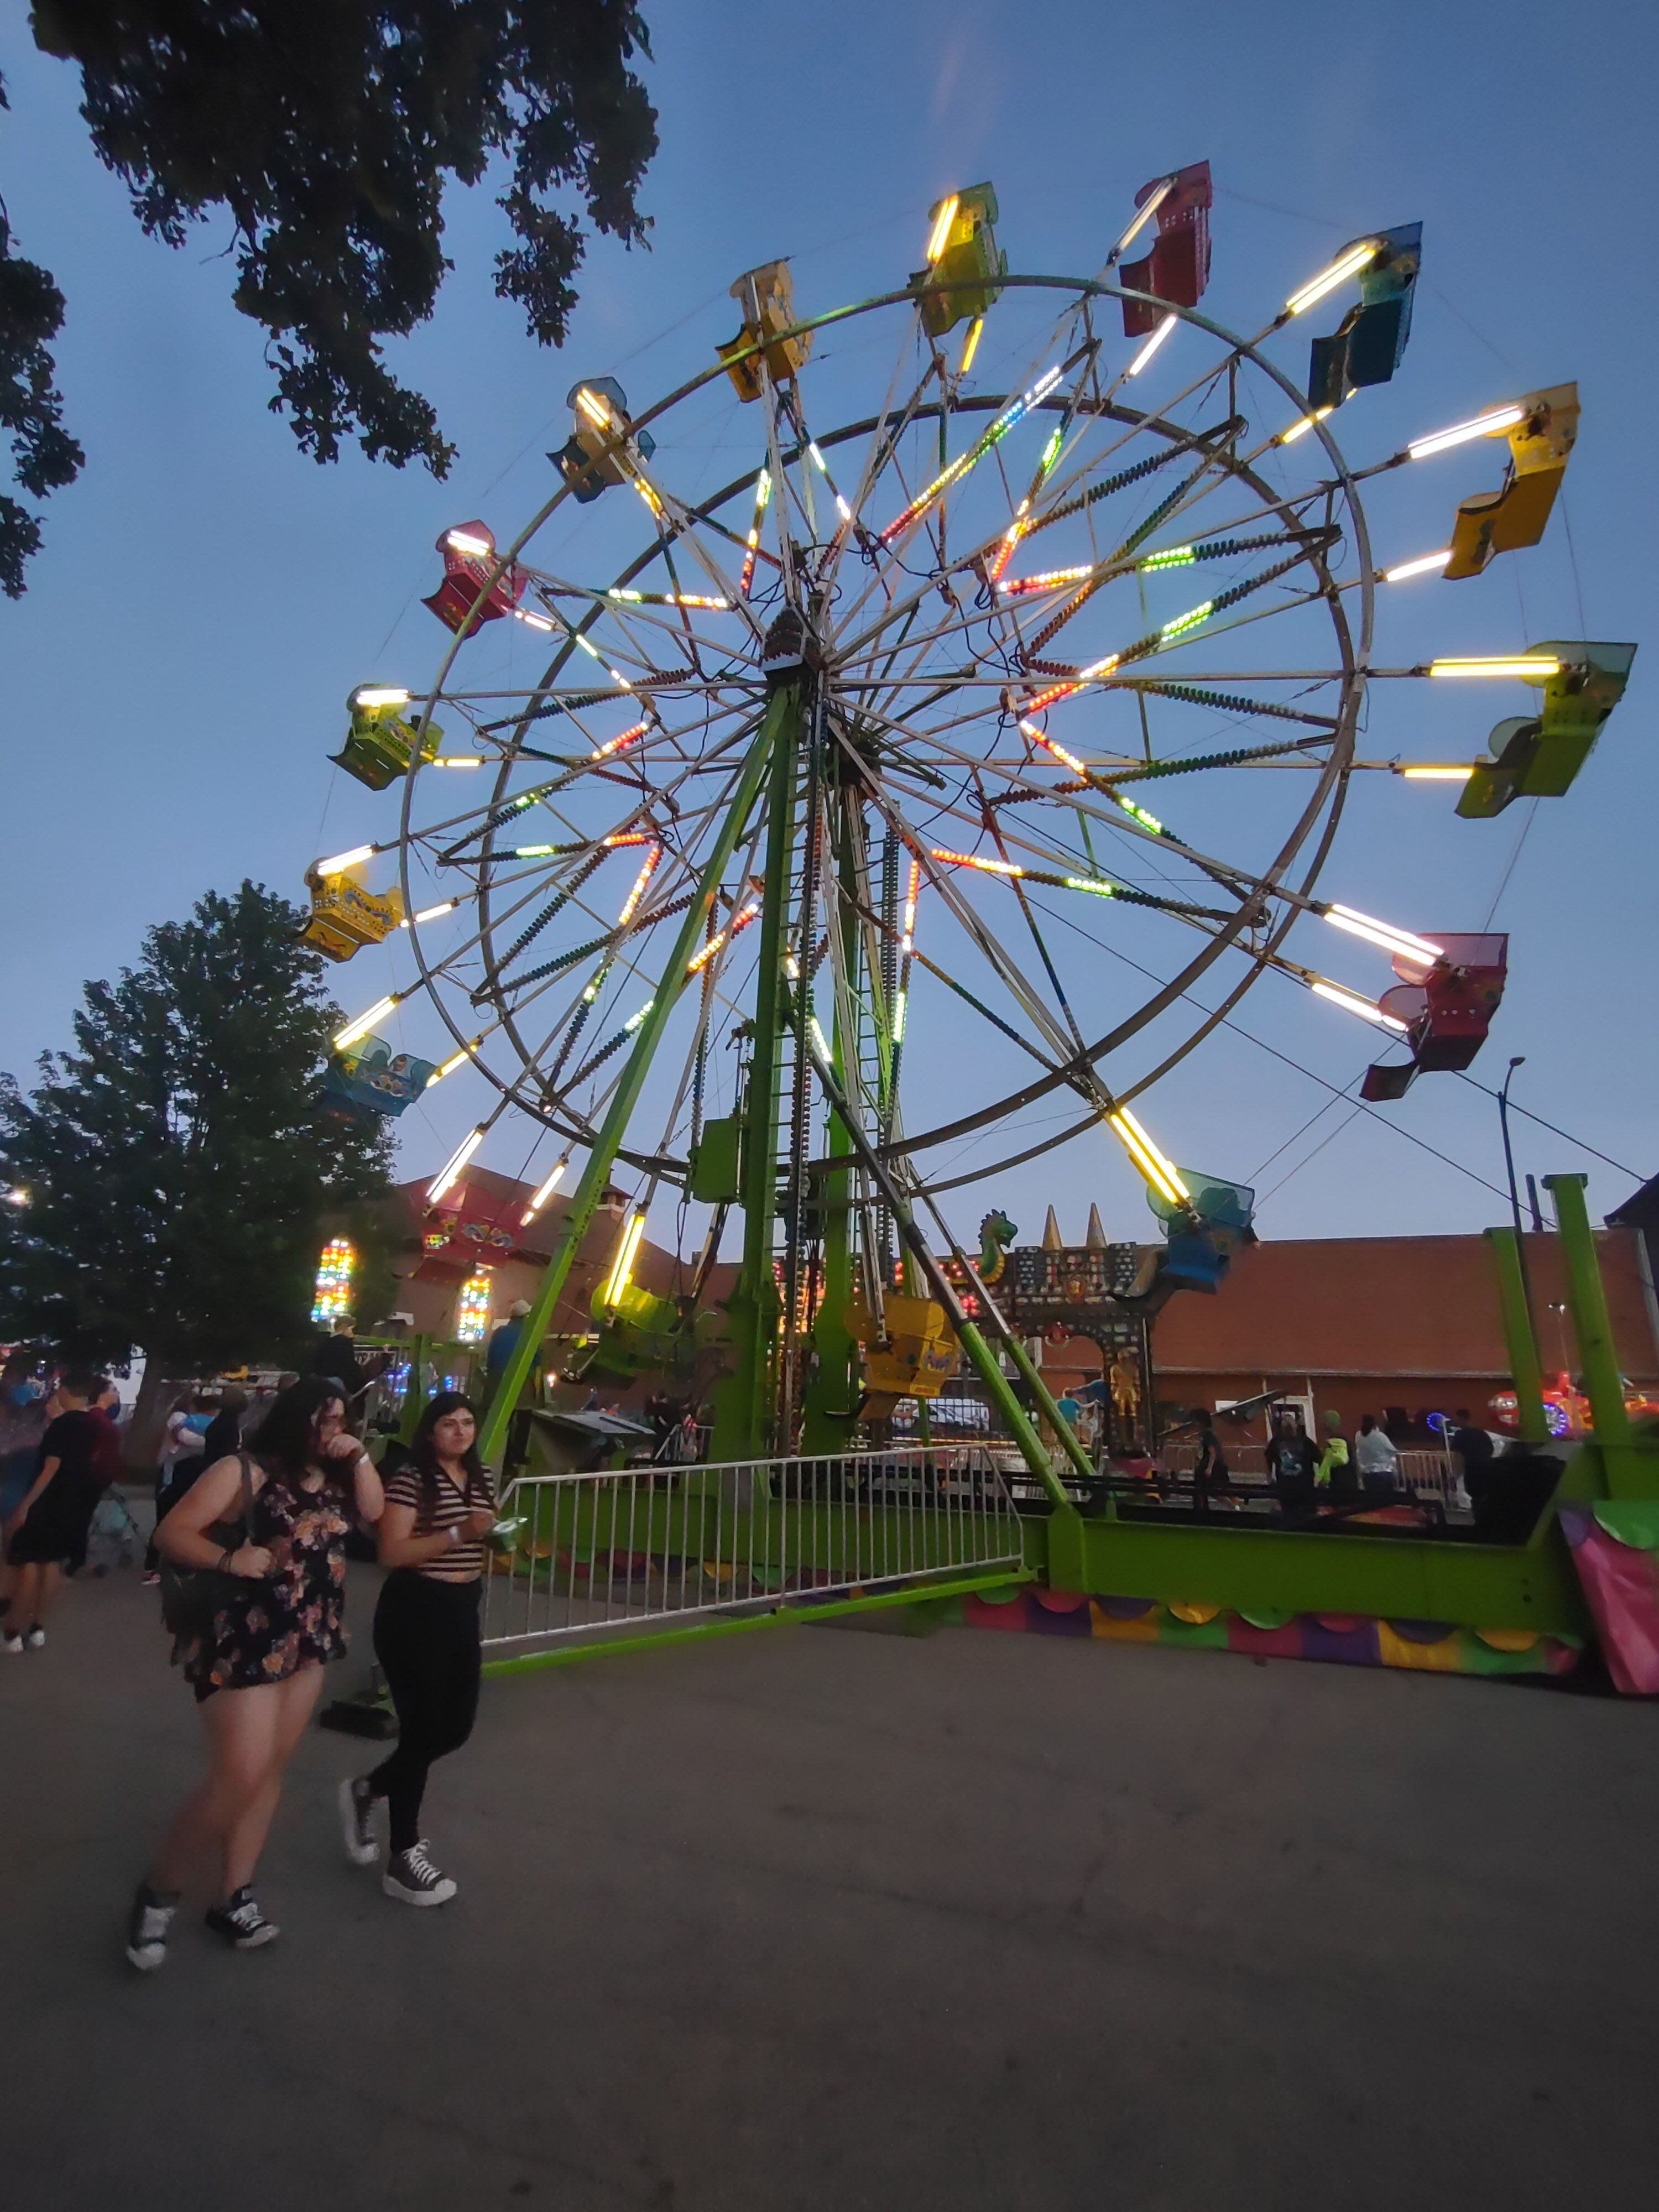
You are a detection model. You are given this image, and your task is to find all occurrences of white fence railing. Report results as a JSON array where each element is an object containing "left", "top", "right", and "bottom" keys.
[{"left": 482, "top": 1446, "right": 1025, "bottom": 1653}]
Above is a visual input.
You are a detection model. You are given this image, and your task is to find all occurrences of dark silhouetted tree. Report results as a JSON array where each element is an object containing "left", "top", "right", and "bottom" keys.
[
  {"left": 0, "top": 881, "right": 393, "bottom": 1378},
  {"left": 1, "top": 3, "right": 657, "bottom": 591}
]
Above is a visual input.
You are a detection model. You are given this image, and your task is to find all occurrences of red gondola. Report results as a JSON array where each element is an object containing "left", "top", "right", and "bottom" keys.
[
  {"left": 1361, "top": 933, "right": 1508, "bottom": 1100},
  {"left": 1120, "top": 161, "right": 1212, "bottom": 337},
  {"left": 421, "top": 520, "right": 525, "bottom": 635}
]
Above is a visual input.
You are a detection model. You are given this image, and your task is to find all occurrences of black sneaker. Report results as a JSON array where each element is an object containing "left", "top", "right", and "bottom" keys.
[
  {"left": 126, "top": 1882, "right": 181, "bottom": 1971},
  {"left": 339, "top": 1775, "right": 378, "bottom": 1866},
  {"left": 204, "top": 1886, "right": 280, "bottom": 1949},
  {"left": 383, "top": 1841, "right": 457, "bottom": 1907}
]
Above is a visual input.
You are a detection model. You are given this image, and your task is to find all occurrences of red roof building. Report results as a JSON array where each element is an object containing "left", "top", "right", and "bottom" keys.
[{"left": 1041, "top": 1228, "right": 1659, "bottom": 1436}]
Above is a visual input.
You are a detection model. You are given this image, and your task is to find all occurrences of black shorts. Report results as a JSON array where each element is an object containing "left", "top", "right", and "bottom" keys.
[{"left": 7, "top": 1481, "right": 97, "bottom": 1567}]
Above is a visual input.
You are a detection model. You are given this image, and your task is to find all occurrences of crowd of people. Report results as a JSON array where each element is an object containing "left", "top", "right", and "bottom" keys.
[
  {"left": 2, "top": 1335, "right": 503, "bottom": 1974},
  {"left": 1177, "top": 1403, "right": 1511, "bottom": 1526}
]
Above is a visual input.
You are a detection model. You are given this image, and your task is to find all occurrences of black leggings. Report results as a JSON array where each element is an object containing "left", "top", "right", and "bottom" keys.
[{"left": 367, "top": 1571, "right": 482, "bottom": 1853}]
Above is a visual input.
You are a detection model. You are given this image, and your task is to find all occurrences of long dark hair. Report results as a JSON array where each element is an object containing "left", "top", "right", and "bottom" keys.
[
  {"left": 408, "top": 1391, "right": 488, "bottom": 1520},
  {"left": 249, "top": 1374, "right": 350, "bottom": 1489}
]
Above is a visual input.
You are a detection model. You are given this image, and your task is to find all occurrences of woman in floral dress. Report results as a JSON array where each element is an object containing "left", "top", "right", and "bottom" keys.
[{"left": 126, "top": 1376, "right": 384, "bottom": 1969}]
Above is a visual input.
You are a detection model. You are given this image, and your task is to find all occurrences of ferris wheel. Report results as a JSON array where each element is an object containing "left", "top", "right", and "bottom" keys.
[{"left": 304, "top": 164, "right": 1632, "bottom": 1459}]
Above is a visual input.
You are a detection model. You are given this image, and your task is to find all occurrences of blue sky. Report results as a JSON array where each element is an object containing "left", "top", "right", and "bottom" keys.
[{"left": 2, "top": 0, "right": 1652, "bottom": 1250}]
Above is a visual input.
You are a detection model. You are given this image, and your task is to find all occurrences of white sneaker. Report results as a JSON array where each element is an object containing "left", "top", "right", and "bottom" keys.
[
  {"left": 339, "top": 1776, "right": 378, "bottom": 1866},
  {"left": 383, "top": 1841, "right": 457, "bottom": 1907},
  {"left": 126, "top": 1884, "right": 180, "bottom": 1971},
  {"left": 22, "top": 1625, "right": 44, "bottom": 1650},
  {"left": 1, "top": 1632, "right": 23, "bottom": 1655}
]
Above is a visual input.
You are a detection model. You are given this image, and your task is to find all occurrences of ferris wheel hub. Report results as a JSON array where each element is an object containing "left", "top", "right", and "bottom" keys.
[{"left": 759, "top": 603, "right": 825, "bottom": 685}]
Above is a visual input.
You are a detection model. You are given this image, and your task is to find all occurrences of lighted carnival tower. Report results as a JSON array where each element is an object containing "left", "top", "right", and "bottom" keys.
[{"left": 301, "top": 165, "right": 1632, "bottom": 1473}]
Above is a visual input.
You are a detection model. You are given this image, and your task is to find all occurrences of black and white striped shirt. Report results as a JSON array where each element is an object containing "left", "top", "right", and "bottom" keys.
[{"left": 382, "top": 1462, "right": 496, "bottom": 1582}]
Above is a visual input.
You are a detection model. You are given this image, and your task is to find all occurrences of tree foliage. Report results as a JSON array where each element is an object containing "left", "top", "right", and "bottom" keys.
[
  {"left": 2, "top": 3, "right": 657, "bottom": 590},
  {"left": 0, "top": 80, "right": 85, "bottom": 596},
  {"left": 0, "top": 881, "right": 393, "bottom": 1371}
]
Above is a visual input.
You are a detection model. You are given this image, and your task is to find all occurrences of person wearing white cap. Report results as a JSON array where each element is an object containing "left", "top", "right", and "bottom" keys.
[{"left": 484, "top": 1297, "right": 535, "bottom": 1385}]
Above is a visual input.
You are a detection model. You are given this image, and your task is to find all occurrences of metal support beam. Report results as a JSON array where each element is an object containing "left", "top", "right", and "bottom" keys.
[
  {"left": 795, "top": 1030, "right": 1076, "bottom": 1517},
  {"left": 1484, "top": 1228, "right": 1548, "bottom": 1444},
  {"left": 1543, "top": 1175, "right": 1631, "bottom": 1449},
  {"left": 711, "top": 683, "right": 803, "bottom": 1460},
  {"left": 1540, "top": 1172, "right": 1659, "bottom": 1504}
]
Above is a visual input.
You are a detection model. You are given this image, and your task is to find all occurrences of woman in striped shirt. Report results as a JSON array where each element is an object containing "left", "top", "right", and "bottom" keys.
[{"left": 338, "top": 1392, "right": 495, "bottom": 1905}]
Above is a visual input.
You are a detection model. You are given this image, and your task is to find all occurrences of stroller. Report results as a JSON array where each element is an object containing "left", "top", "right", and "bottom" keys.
[{"left": 81, "top": 1488, "right": 143, "bottom": 1575}]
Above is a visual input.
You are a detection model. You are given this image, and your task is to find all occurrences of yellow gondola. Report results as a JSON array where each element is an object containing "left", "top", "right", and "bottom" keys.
[
  {"left": 846, "top": 1291, "right": 960, "bottom": 1417},
  {"left": 910, "top": 183, "right": 1006, "bottom": 342},
  {"left": 717, "top": 262, "right": 812, "bottom": 401},
  {"left": 1444, "top": 382, "right": 1579, "bottom": 579},
  {"left": 300, "top": 863, "right": 404, "bottom": 962}
]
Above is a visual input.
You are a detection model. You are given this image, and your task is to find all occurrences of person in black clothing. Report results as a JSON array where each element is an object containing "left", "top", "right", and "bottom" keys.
[
  {"left": 339, "top": 1392, "right": 495, "bottom": 1906},
  {"left": 1451, "top": 1419, "right": 1496, "bottom": 1523},
  {"left": 309, "top": 1318, "right": 363, "bottom": 1399},
  {"left": 2, "top": 1370, "right": 106, "bottom": 1651},
  {"left": 1191, "top": 1416, "right": 1229, "bottom": 1516},
  {"left": 1267, "top": 1416, "right": 1317, "bottom": 1522}
]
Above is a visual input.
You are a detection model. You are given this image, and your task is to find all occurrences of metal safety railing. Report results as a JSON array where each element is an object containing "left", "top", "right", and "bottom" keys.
[
  {"left": 482, "top": 1445, "right": 1026, "bottom": 1653},
  {"left": 1157, "top": 1442, "right": 1469, "bottom": 1513}
]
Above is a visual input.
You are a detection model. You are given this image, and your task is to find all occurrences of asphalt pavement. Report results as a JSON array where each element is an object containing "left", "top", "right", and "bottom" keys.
[{"left": 2, "top": 1550, "right": 1655, "bottom": 2211}]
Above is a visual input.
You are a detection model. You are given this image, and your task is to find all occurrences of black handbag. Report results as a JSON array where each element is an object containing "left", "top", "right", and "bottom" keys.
[{"left": 158, "top": 1451, "right": 258, "bottom": 1641}]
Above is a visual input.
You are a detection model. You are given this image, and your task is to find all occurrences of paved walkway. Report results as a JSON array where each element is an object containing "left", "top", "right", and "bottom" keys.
[{"left": 3, "top": 1560, "right": 1656, "bottom": 2210}]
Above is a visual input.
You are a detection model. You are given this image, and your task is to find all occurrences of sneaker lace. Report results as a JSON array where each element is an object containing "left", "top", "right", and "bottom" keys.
[
  {"left": 403, "top": 1843, "right": 439, "bottom": 1884},
  {"left": 225, "top": 1892, "right": 265, "bottom": 1932}
]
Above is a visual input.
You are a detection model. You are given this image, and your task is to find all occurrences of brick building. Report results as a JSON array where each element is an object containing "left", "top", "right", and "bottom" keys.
[{"left": 1036, "top": 1228, "right": 1659, "bottom": 1439}]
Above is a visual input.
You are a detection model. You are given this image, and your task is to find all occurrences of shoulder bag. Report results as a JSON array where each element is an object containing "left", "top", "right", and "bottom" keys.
[{"left": 158, "top": 1449, "right": 258, "bottom": 1641}]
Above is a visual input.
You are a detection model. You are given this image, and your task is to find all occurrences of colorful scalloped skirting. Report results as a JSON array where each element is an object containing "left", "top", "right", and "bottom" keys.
[{"left": 956, "top": 1585, "right": 1580, "bottom": 1677}]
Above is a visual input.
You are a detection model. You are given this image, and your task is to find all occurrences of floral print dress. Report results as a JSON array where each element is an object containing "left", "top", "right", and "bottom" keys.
[{"left": 178, "top": 1465, "right": 354, "bottom": 1698}]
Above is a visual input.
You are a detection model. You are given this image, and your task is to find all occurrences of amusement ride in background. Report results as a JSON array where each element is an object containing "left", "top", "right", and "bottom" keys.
[{"left": 298, "top": 163, "right": 1635, "bottom": 1470}]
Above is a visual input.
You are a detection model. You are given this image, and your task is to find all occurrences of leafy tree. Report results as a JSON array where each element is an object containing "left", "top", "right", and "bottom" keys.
[
  {"left": 1, "top": 2, "right": 658, "bottom": 592},
  {"left": 0, "top": 881, "right": 393, "bottom": 1380}
]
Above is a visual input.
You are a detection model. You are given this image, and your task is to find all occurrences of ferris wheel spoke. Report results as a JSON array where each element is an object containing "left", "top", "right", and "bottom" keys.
[
  {"left": 893, "top": 712, "right": 1291, "bottom": 906},
  {"left": 859, "top": 778, "right": 1089, "bottom": 1068},
  {"left": 438, "top": 714, "right": 757, "bottom": 862},
  {"left": 1011, "top": 544, "right": 1352, "bottom": 719},
  {"left": 827, "top": 407, "right": 1247, "bottom": 672},
  {"left": 479, "top": 754, "right": 755, "bottom": 1014},
  {"left": 523, "top": 585, "right": 742, "bottom": 675}
]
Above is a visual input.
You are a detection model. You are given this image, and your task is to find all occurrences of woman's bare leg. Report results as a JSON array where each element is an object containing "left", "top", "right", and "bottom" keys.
[
  {"left": 221, "top": 1666, "right": 325, "bottom": 1895},
  {"left": 149, "top": 1683, "right": 283, "bottom": 1895},
  {"left": 3, "top": 1562, "right": 42, "bottom": 1632},
  {"left": 31, "top": 1562, "right": 63, "bottom": 1623}
]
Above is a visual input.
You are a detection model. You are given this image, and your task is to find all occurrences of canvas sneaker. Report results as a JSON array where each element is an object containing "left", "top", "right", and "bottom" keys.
[
  {"left": 22, "top": 1625, "right": 45, "bottom": 1650},
  {"left": 339, "top": 1775, "right": 379, "bottom": 1866},
  {"left": 1, "top": 1631, "right": 23, "bottom": 1655},
  {"left": 383, "top": 1842, "right": 457, "bottom": 1907},
  {"left": 126, "top": 1883, "right": 181, "bottom": 1971},
  {"left": 204, "top": 1886, "right": 280, "bottom": 1950}
]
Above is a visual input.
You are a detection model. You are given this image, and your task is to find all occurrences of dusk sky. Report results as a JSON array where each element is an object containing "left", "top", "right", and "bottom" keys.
[{"left": 2, "top": 0, "right": 1652, "bottom": 1253}]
